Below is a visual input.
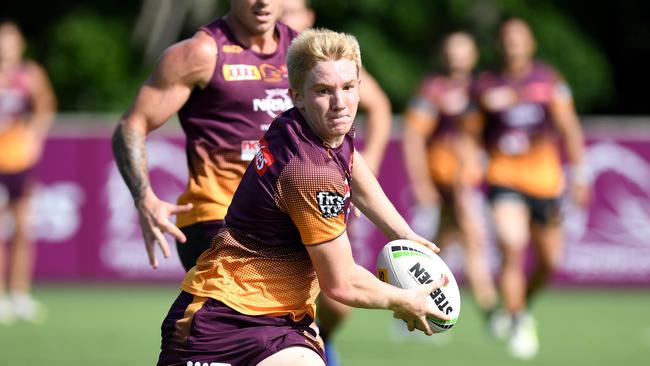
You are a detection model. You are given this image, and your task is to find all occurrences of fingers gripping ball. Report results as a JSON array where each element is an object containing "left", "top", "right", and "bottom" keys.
[{"left": 377, "top": 239, "right": 461, "bottom": 333}]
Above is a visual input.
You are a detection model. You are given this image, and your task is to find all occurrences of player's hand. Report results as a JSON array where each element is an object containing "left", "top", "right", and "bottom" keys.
[
  {"left": 571, "top": 181, "right": 590, "bottom": 209},
  {"left": 136, "top": 192, "right": 193, "bottom": 269},
  {"left": 391, "top": 273, "right": 451, "bottom": 336},
  {"left": 402, "top": 230, "right": 440, "bottom": 254}
]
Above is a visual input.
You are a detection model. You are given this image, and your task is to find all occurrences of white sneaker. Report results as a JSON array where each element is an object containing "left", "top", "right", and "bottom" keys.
[
  {"left": 508, "top": 312, "right": 539, "bottom": 360},
  {"left": 10, "top": 293, "right": 46, "bottom": 324},
  {"left": 0, "top": 298, "right": 15, "bottom": 325},
  {"left": 487, "top": 309, "right": 511, "bottom": 341}
]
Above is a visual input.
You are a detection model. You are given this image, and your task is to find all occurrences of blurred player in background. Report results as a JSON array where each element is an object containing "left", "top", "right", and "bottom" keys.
[
  {"left": 280, "top": 1, "right": 392, "bottom": 363},
  {"left": 158, "top": 28, "right": 451, "bottom": 366},
  {"left": 0, "top": 19, "right": 56, "bottom": 324},
  {"left": 112, "top": 0, "right": 297, "bottom": 271},
  {"left": 403, "top": 31, "right": 498, "bottom": 323},
  {"left": 460, "top": 17, "right": 589, "bottom": 359}
]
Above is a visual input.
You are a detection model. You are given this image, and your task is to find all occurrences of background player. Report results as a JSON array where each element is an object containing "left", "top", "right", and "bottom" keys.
[
  {"left": 0, "top": 19, "right": 56, "bottom": 324},
  {"left": 280, "top": 1, "right": 393, "bottom": 363},
  {"left": 112, "top": 0, "right": 296, "bottom": 271},
  {"left": 460, "top": 17, "right": 589, "bottom": 359},
  {"left": 403, "top": 31, "right": 498, "bottom": 323},
  {"left": 159, "top": 28, "right": 451, "bottom": 366}
]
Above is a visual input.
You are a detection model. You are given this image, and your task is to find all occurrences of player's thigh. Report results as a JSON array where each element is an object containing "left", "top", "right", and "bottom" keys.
[
  {"left": 529, "top": 196, "right": 563, "bottom": 265},
  {"left": 491, "top": 196, "right": 530, "bottom": 250},
  {"left": 530, "top": 221, "right": 563, "bottom": 267},
  {"left": 256, "top": 346, "right": 325, "bottom": 366}
]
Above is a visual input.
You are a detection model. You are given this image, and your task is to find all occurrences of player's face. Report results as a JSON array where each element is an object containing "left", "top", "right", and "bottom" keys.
[
  {"left": 0, "top": 24, "right": 24, "bottom": 65},
  {"left": 292, "top": 59, "right": 360, "bottom": 146},
  {"left": 280, "top": 0, "right": 315, "bottom": 32},
  {"left": 231, "top": 0, "right": 282, "bottom": 35},
  {"left": 443, "top": 33, "right": 477, "bottom": 74},
  {"left": 500, "top": 19, "right": 536, "bottom": 65}
]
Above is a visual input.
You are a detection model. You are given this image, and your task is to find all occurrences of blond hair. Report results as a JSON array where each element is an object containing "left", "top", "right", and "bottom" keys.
[{"left": 287, "top": 28, "right": 362, "bottom": 91}]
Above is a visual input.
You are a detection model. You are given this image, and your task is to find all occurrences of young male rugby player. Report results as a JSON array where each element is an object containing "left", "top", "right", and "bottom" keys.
[{"left": 157, "top": 28, "right": 451, "bottom": 366}]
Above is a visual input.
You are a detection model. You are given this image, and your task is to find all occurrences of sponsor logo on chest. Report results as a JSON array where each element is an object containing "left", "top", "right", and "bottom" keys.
[
  {"left": 223, "top": 64, "right": 261, "bottom": 81},
  {"left": 253, "top": 88, "right": 294, "bottom": 118}
]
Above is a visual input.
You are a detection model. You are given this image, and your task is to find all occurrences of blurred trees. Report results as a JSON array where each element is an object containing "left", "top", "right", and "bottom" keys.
[{"left": 4, "top": 0, "right": 643, "bottom": 114}]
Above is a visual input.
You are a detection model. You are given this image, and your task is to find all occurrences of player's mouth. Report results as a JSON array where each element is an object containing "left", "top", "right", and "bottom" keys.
[
  {"left": 328, "top": 115, "right": 351, "bottom": 125},
  {"left": 253, "top": 10, "right": 272, "bottom": 23}
]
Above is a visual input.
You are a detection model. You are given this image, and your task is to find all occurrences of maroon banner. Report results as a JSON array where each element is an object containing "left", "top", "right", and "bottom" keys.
[{"left": 20, "top": 130, "right": 650, "bottom": 285}]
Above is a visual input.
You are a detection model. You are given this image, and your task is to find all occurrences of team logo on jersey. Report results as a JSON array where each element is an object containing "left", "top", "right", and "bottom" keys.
[
  {"left": 223, "top": 64, "right": 261, "bottom": 81},
  {"left": 316, "top": 191, "right": 345, "bottom": 218},
  {"left": 482, "top": 86, "right": 517, "bottom": 111},
  {"left": 260, "top": 64, "right": 288, "bottom": 82},
  {"left": 254, "top": 137, "right": 274, "bottom": 176},
  {"left": 222, "top": 44, "right": 243, "bottom": 54},
  {"left": 253, "top": 88, "right": 293, "bottom": 118}
]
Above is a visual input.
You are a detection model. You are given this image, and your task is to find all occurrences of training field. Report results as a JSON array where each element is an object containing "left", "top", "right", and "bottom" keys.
[{"left": 0, "top": 285, "right": 648, "bottom": 366}]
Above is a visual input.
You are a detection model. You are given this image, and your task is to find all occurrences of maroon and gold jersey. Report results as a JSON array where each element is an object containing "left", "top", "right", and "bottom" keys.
[
  {"left": 176, "top": 19, "right": 297, "bottom": 228},
  {"left": 182, "top": 108, "right": 354, "bottom": 322},
  {"left": 471, "top": 62, "right": 574, "bottom": 197},
  {"left": 405, "top": 74, "right": 478, "bottom": 187},
  {"left": 0, "top": 63, "right": 38, "bottom": 173}
]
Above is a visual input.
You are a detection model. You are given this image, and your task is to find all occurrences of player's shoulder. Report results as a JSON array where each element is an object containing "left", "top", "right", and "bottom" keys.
[{"left": 530, "top": 61, "right": 563, "bottom": 82}]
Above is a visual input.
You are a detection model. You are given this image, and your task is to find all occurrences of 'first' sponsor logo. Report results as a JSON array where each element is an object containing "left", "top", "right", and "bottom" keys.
[
  {"left": 223, "top": 64, "right": 261, "bottom": 81},
  {"left": 316, "top": 191, "right": 345, "bottom": 218}
]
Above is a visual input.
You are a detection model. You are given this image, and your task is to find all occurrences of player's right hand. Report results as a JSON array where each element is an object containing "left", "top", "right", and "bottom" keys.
[
  {"left": 391, "top": 273, "right": 451, "bottom": 336},
  {"left": 136, "top": 192, "right": 193, "bottom": 269}
]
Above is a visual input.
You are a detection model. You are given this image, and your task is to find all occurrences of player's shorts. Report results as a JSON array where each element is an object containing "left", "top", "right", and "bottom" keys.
[
  {"left": 488, "top": 185, "right": 561, "bottom": 225},
  {"left": 157, "top": 291, "right": 326, "bottom": 366},
  {"left": 176, "top": 220, "right": 224, "bottom": 271},
  {"left": 0, "top": 169, "right": 33, "bottom": 203}
]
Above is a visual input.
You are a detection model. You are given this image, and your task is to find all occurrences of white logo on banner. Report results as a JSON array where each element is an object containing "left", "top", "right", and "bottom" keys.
[
  {"left": 0, "top": 182, "right": 84, "bottom": 243},
  {"left": 102, "top": 138, "right": 187, "bottom": 278},
  {"left": 561, "top": 142, "right": 650, "bottom": 281},
  {"left": 32, "top": 182, "right": 85, "bottom": 242}
]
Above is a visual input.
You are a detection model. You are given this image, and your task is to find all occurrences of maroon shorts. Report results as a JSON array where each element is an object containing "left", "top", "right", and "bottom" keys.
[
  {"left": 0, "top": 169, "right": 33, "bottom": 202},
  {"left": 176, "top": 220, "right": 225, "bottom": 271},
  {"left": 157, "top": 291, "right": 325, "bottom": 366}
]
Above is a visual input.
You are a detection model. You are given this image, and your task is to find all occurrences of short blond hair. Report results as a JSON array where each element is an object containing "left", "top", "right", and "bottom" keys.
[{"left": 287, "top": 28, "right": 362, "bottom": 91}]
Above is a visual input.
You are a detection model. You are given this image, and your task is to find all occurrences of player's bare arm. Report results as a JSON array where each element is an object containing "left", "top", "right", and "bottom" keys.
[
  {"left": 111, "top": 31, "right": 217, "bottom": 268},
  {"left": 351, "top": 150, "right": 439, "bottom": 253},
  {"left": 549, "top": 89, "right": 589, "bottom": 207},
  {"left": 305, "top": 231, "right": 450, "bottom": 335},
  {"left": 402, "top": 107, "right": 440, "bottom": 205},
  {"left": 25, "top": 61, "right": 56, "bottom": 145},
  {"left": 358, "top": 68, "right": 391, "bottom": 175}
]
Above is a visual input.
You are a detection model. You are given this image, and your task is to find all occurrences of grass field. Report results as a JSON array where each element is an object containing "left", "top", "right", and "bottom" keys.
[{"left": 0, "top": 285, "right": 648, "bottom": 366}]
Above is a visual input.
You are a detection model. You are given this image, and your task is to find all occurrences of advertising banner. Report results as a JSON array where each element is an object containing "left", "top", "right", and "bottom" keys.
[{"left": 16, "top": 130, "right": 650, "bottom": 285}]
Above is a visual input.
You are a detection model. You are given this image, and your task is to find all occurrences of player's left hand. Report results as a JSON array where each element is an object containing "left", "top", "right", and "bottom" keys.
[
  {"left": 571, "top": 181, "right": 590, "bottom": 209},
  {"left": 403, "top": 231, "right": 440, "bottom": 254}
]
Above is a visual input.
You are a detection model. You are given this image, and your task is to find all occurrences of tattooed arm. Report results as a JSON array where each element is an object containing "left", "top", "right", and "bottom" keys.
[{"left": 111, "top": 31, "right": 217, "bottom": 268}]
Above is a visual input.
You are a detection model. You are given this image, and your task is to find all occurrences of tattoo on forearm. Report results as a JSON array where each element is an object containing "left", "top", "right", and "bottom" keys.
[{"left": 112, "top": 123, "right": 151, "bottom": 205}]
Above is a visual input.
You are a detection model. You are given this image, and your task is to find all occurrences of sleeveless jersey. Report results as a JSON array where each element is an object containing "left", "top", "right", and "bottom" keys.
[
  {"left": 471, "top": 62, "right": 573, "bottom": 198},
  {"left": 0, "top": 64, "right": 38, "bottom": 173},
  {"left": 176, "top": 19, "right": 297, "bottom": 228},
  {"left": 406, "top": 74, "right": 478, "bottom": 187},
  {"left": 182, "top": 108, "right": 354, "bottom": 322}
]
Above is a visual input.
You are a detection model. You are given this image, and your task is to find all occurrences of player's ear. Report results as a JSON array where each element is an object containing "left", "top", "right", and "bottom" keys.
[{"left": 290, "top": 88, "right": 304, "bottom": 109}]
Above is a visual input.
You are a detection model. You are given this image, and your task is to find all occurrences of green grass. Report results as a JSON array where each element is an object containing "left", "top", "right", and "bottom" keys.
[{"left": 1, "top": 285, "right": 649, "bottom": 365}]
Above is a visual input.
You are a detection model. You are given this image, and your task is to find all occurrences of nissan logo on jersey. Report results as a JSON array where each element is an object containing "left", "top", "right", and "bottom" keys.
[
  {"left": 316, "top": 191, "right": 345, "bottom": 218},
  {"left": 253, "top": 88, "right": 293, "bottom": 118}
]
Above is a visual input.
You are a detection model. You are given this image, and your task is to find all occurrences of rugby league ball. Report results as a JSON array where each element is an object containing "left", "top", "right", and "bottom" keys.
[{"left": 376, "top": 239, "right": 460, "bottom": 333}]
